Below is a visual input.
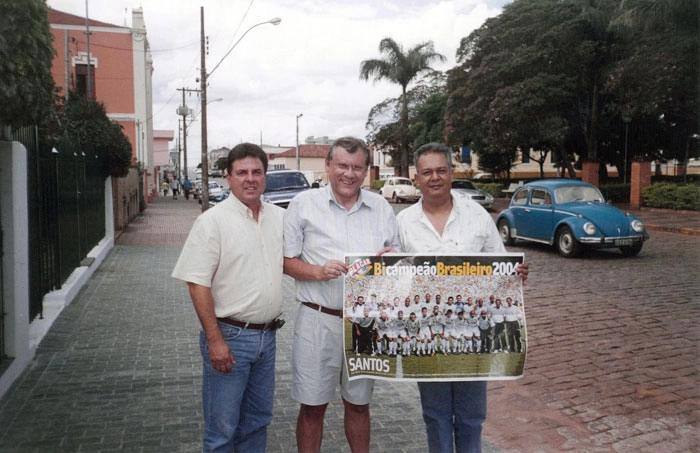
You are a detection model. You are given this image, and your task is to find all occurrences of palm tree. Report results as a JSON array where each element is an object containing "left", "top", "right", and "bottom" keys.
[{"left": 360, "top": 38, "right": 446, "bottom": 177}]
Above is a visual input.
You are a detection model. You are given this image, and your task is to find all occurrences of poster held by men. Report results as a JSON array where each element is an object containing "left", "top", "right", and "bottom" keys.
[{"left": 343, "top": 253, "right": 526, "bottom": 381}]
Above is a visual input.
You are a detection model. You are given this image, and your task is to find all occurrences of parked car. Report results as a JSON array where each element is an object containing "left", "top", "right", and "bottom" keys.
[
  {"left": 208, "top": 181, "right": 228, "bottom": 204},
  {"left": 261, "top": 170, "right": 310, "bottom": 208},
  {"left": 451, "top": 179, "right": 494, "bottom": 210},
  {"left": 380, "top": 176, "right": 421, "bottom": 203},
  {"left": 496, "top": 180, "right": 649, "bottom": 258},
  {"left": 473, "top": 172, "right": 494, "bottom": 180}
]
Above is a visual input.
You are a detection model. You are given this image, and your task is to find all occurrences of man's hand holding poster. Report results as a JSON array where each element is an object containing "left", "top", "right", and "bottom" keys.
[{"left": 343, "top": 253, "right": 526, "bottom": 381}]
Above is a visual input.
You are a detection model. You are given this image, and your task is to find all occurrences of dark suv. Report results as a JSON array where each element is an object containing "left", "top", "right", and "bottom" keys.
[{"left": 261, "top": 170, "right": 311, "bottom": 208}]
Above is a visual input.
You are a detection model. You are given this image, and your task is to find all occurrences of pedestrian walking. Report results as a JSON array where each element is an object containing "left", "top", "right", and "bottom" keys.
[
  {"left": 161, "top": 179, "right": 169, "bottom": 197},
  {"left": 183, "top": 177, "right": 192, "bottom": 200},
  {"left": 171, "top": 178, "right": 180, "bottom": 199}
]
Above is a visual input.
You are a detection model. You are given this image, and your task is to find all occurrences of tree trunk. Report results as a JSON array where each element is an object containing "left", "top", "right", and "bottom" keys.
[
  {"left": 559, "top": 147, "right": 577, "bottom": 178},
  {"left": 399, "top": 85, "right": 410, "bottom": 177}
]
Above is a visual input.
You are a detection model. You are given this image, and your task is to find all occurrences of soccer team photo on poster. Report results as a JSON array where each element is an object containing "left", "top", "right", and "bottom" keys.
[{"left": 343, "top": 253, "right": 526, "bottom": 382}]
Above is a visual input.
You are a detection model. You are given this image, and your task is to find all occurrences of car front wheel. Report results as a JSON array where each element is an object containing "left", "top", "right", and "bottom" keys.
[
  {"left": 555, "top": 226, "right": 582, "bottom": 258},
  {"left": 620, "top": 242, "right": 643, "bottom": 257},
  {"left": 392, "top": 192, "right": 400, "bottom": 204},
  {"left": 497, "top": 219, "right": 515, "bottom": 246}
]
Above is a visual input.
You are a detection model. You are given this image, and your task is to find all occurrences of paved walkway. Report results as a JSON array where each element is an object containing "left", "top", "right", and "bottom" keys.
[
  {"left": 0, "top": 197, "right": 439, "bottom": 452},
  {"left": 0, "top": 195, "right": 697, "bottom": 452}
]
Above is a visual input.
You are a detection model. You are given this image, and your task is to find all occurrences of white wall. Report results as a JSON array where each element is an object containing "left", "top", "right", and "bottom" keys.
[{"left": 0, "top": 141, "right": 30, "bottom": 399}]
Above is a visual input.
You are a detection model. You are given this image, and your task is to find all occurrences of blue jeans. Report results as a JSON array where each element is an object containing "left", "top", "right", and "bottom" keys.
[
  {"left": 418, "top": 381, "right": 487, "bottom": 453},
  {"left": 200, "top": 322, "right": 276, "bottom": 452}
]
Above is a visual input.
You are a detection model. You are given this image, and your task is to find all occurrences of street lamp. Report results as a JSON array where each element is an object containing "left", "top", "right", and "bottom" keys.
[
  {"left": 296, "top": 113, "right": 303, "bottom": 170},
  {"left": 199, "top": 8, "right": 281, "bottom": 211},
  {"left": 622, "top": 114, "right": 631, "bottom": 184}
]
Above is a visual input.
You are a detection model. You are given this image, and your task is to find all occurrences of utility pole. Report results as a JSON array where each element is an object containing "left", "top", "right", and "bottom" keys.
[
  {"left": 177, "top": 118, "right": 182, "bottom": 179},
  {"left": 198, "top": 8, "right": 280, "bottom": 211},
  {"left": 200, "top": 6, "right": 210, "bottom": 212},
  {"left": 176, "top": 87, "right": 200, "bottom": 181},
  {"left": 296, "top": 113, "right": 303, "bottom": 170},
  {"left": 85, "top": 0, "right": 93, "bottom": 99}
]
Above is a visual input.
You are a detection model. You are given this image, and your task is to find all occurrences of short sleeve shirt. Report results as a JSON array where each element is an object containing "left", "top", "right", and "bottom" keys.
[
  {"left": 284, "top": 185, "right": 400, "bottom": 310},
  {"left": 397, "top": 195, "right": 506, "bottom": 254},
  {"left": 171, "top": 196, "right": 285, "bottom": 323}
]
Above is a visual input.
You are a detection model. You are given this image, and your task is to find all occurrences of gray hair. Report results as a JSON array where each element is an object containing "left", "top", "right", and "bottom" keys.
[
  {"left": 327, "top": 136, "right": 371, "bottom": 166},
  {"left": 413, "top": 142, "right": 453, "bottom": 168}
]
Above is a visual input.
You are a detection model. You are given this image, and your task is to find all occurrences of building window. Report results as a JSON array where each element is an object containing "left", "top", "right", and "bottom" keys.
[
  {"left": 521, "top": 149, "right": 530, "bottom": 164},
  {"left": 75, "top": 64, "right": 96, "bottom": 98}
]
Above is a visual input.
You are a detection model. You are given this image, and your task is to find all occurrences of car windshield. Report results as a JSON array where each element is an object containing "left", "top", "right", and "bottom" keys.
[
  {"left": 266, "top": 173, "right": 309, "bottom": 192},
  {"left": 393, "top": 179, "right": 413, "bottom": 186},
  {"left": 555, "top": 185, "right": 604, "bottom": 203},
  {"left": 452, "top": 180, "right": 476, "bottom": 190}
]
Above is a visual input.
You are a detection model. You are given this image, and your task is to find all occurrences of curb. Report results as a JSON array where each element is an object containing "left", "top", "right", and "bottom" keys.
[{"left": 644, "top": 224, "right": 700, "bottom": 236}]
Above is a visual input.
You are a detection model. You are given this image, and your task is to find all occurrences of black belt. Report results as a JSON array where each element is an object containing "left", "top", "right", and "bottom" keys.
[
  {"left": 217, "top": 317, "right": 280, "bottom": 330},
  {"left": 302, "top": 301, "right": 343, "bottom": 318}
]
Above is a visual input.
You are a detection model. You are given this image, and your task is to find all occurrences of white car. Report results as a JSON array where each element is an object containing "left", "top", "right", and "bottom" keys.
[
  {"left": 380, "top": 177, "right": 421, "bottom": 203},
  {"left": 451, "top": 179, "right": 494, "bottom": 209}
]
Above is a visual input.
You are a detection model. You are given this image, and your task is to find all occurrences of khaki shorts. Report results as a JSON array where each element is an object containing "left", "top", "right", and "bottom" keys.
[{"left": 291, "top": 303, "right": 374, "bottom": 406}]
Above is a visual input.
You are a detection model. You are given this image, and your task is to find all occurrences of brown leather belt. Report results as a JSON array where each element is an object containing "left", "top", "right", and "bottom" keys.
[
  {"left": 302, "top": 301, "right": 343, "bottom": 318},
  {"left": 217, "top": 317, "right": 277, "bottom": 330}
]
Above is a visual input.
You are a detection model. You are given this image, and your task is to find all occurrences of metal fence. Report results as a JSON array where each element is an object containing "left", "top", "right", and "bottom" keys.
[{"left": 13, "top": 126, "right": 105, "bottom": 321}]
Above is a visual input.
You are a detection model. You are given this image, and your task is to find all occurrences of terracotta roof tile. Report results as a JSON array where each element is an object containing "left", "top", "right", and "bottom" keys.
[
  {"left": 275, "top": 144, "right": 330, "bottom": 158},
  {"left": 49, "top": 8, "right": 123, "bottom": 28}
]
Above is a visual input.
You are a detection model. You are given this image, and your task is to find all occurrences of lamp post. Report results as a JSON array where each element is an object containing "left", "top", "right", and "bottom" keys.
[
  {"left": 199, "top": 8, "right": 281, "bottom": 212},
  {"left": 622, "top": 114, "right": 631, "bottom": 184},
  {"left": 296, "top": 113, "right": 303, "bottom": 170}
]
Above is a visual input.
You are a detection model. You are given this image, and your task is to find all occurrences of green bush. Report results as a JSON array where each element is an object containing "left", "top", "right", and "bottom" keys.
[
  {"left": 642, "top": 182, "right": 700, "bottom": 211},
  {"left": 372, "top": 179, "right": 386, "bottom": 190},
  {"left": 475, "top": 182, "right": 506, "bottom": 199}
]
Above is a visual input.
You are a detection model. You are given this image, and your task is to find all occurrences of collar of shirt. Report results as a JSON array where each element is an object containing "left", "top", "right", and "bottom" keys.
[
  {"left": 415, "top": 194, "right": 464, "bottom": 234},
  {"left": 324, "top": 184, "right": 373, "bottom": 213},
  {"left": 225, "top": 193, "right": 266, "bottom": 221}
]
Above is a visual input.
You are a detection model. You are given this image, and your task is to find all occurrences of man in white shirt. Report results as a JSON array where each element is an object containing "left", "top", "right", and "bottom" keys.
[
  {"left": 283, "top": 137, "right": 400, "bottom": 453},
  {"left": 397, "top": 142, "right": 528, "bottom": 453},
  {"left": 171, "top": 143, "right": 285, "bottom": 452}
]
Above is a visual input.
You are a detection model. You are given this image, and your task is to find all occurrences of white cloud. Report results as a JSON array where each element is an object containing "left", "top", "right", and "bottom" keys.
[{"left": 47, "top": 0, "right": 505, "bottom": 164}]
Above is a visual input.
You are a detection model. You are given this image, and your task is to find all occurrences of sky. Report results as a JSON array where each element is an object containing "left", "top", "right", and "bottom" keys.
[{"left": 47, "top": 0, "right": 508, "bottom": 165}]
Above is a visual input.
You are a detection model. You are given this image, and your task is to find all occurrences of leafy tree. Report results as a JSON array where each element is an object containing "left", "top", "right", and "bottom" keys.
[
  {"left": 360, "top": 38, "right": 446, "bottom": 176},
  {"left": 60, "top": 94, "right": 132, "bottom": 178},
  {"left": 0, "top": 0, "right": 57, "bottom": 133},
  {"left": 365, "top": 74, "right": 446, "bottom": 165},
  {"left": 605, "top": 0, "right": 699, "bottom": 168},
  {"left": 216, "top": 156, "right": 228, "bottom": 172},
  {"left": 445, "top": 0, "right": 697, "bottom": 182},
  {"left": 446, "top": 0, "right": 585, "bottom": 178}
]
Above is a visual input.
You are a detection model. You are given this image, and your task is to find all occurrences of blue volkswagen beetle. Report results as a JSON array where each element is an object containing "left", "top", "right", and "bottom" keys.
[{"left": 496, "top": 180, "right": 649, "bottom": 257}]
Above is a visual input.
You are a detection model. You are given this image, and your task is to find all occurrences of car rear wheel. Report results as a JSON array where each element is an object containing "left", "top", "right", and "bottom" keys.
[
  {"left": 392, "top": 192, "right": 400, "bottom": 204},
  {"left": 497, "top": 219, "right": 515, "bottom": 246},
  {"left": 620, "top": 242, "right": 643, "bottom": 257},
  {"left": 556, "top": 226, "right": 582, "bottom": 258}
]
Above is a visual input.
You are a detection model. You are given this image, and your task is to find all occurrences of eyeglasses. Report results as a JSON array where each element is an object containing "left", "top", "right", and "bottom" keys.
[{"left": 333, "top": 162, "right": 366, "bottom": 173}]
